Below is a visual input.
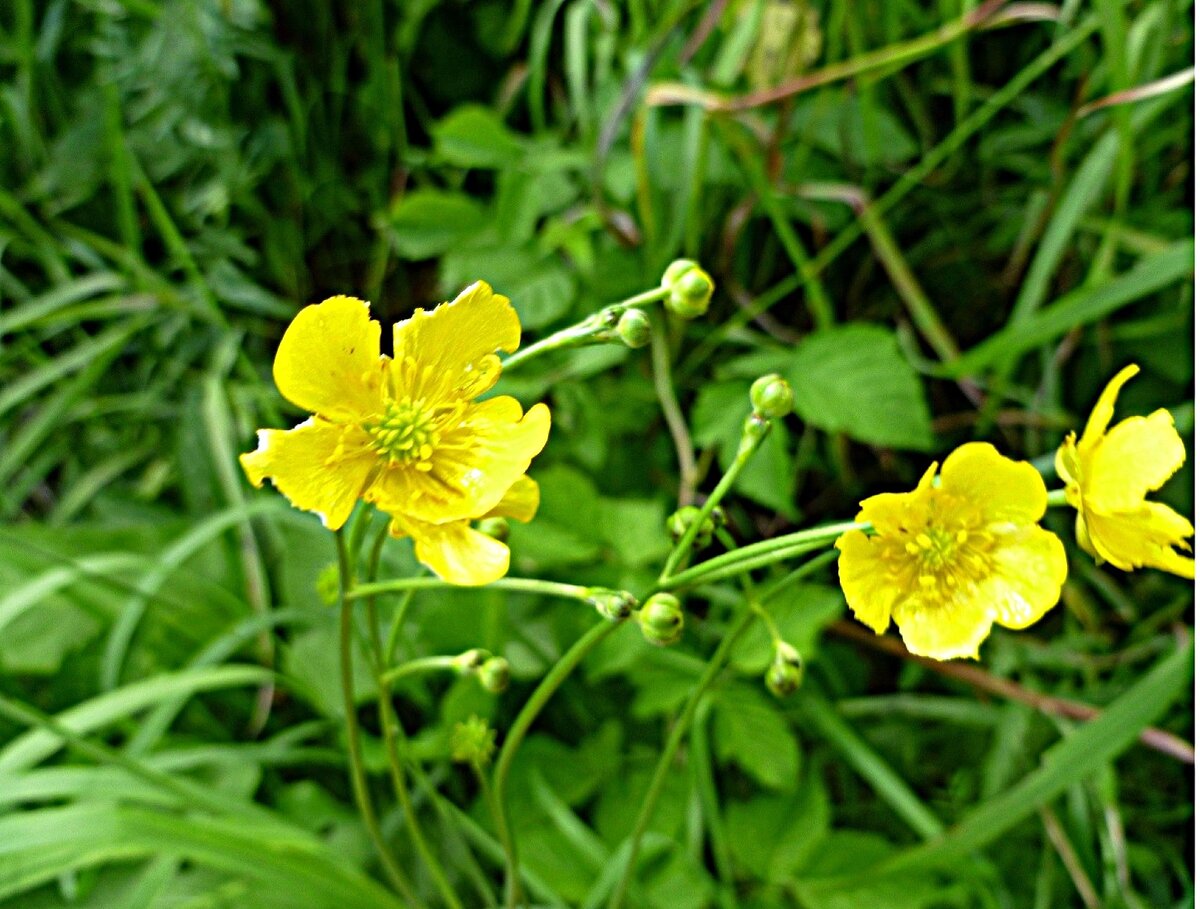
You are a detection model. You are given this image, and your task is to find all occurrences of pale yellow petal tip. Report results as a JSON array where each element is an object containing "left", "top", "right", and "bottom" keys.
[{"left": 448, "top": 280, "right": 521, "bottom": 353}]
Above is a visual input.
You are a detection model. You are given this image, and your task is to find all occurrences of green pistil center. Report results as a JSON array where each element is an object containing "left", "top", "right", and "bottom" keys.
[{"left": 366, "top": 400, "right": 438, "bottom": 469}]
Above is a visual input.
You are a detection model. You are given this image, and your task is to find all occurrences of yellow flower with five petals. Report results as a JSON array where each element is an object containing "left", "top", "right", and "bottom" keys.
[
  {"left": 1055, "top": 364, "right": 1193, "bottom": 579},
  {"left": 240, "top": 282, "right": 550, "bottom": 585},
  {"left": 836, "top": 443, "right": 1067, "bottom": 660}
]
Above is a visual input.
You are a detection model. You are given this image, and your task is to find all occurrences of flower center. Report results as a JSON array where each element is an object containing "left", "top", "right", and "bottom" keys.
[
  {"left": 366, "top": 400, "right": 441, "bottom": 471},
  {"left": 892, "top": 498, "right": 995, "bottom": 594}
]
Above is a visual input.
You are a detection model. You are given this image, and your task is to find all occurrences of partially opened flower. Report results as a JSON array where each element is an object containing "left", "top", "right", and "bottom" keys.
[
  {"left": 240, "top": 282, "right": 550, "bottom": 585},
  {"left": 1055, "top": 364, "right": 1193, "bottom": 579},
  {"left": 836, "top": 443, "right": 1067, "bottom": 660}
]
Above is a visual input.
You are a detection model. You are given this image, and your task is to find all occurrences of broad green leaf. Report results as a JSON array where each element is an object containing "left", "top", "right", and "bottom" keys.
[
  {"left": 724, "top": 767, "right": 829, "bottom": 882},
  {"left": 389, "top": 190, "right": 486, "bottom": 259},
  {"left": 712, "top": 683, "right": 801, "bottom": 790},
  {"left": 432, "top": 104, "right": 523, "bottom": 168},
  {"left": 785, "top": 324, "right": 935, "bottom": 451}
]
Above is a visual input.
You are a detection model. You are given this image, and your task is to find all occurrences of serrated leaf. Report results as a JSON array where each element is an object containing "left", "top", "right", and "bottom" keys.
[
  {"left": 712, "top": 683, "right": 800, "bottom": 790},
  {"left": 786, "top": 324, "right": 934, "bottom": 451},
  {"left": 725, "top": 768, "right": 829, "bottom": 882}
]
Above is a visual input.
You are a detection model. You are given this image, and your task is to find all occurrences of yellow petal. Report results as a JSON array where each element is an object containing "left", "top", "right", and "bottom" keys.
[
  {"left": 1083, "top": 409, "right": 1186, "bottom": 512},
  {"left": 893, "top": 592, "right": 993, "bottom": 661},
  {"left": 484, "top": 476, "right": 540, "bottom": 523},
  {"left": 273, "top": 295, "right": 384, "bottom": 421},
  {"left": 835, "top": 530, "right": 897, "bottom": 634},
  {"left": 983, "top": 526, "right": 1067, "bottom": 629},
  {"left": 1079, "top": 363, "right": 1139, "bottom": 451},
  {"left": 1055, "top": 433, "right": 1081, "bottom": 487},
  {"left": 1086, "top": 503, "right": 1195, "bottom": 579},
  {"left": 239, "top": 418, "right": 376, "bottom": 530},
  {"left": 856, "top": 463, "right": 937, "bottom": 532},
  {"left": 940, "top": 442, "right": 1047, "bottom": 525},
  {"left": 391, "top": 515, "right": 510, "bottom": 586},
  {"left": 369, "top": 399, "right": 550, "bottom": 523},
  {"left": 1075, "top": 512, "right": 1100, "bottom": 562},
  {"left": 391, "top": 281, "right": 521, "bottom": 403}
]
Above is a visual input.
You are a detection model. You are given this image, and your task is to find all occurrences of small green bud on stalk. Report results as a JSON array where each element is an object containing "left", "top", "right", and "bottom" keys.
[
  {"left": 750, "top": 373, "right": 795, "bottom": 419},
  {"left": 450, "top": 715, "right": 497, "bottom": 767},
  {"left": 587, "top": 588, "right": 637, "bottom": 621},
  {"left": 666, "top": 505, "right": 723, "bottom": 550},
  {"left": 661, "top": 259, "right": 715, "bottom": 319},
  {"left": 477, "top": 657, "right": 510, "bottom": 694},
  {"left": 476, "top": 517, "right": 509, "bottom": 542},
  {"left": 615, "top": 308, "right": 652, "bottom": 348},
  {"left": 764, "top": 641, "right": 804, "bottom": 698},
  {"left": 638, "top": 593, "right": 685, "bottom": 646},
  {"left": 452, "top": 648, "right": 490, "bottom": 673}
]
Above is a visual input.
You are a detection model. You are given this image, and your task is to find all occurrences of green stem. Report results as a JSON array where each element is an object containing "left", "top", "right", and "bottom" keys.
[
  {"left": 661, "top": 416, "right": 772, "bottom": 579},
  {"left": 379, "top": 656, "right": 462, "bottom": 687},
  {"left": 650, "top": 313, "right": 698, "bottom": 506},
  {"left": 348, "top": 576, "right": 591, "bottom": 602},
  {"left": 610, "top": 549, "right": 837, "bottom": 908},
  {"left": 361, "top": 529, "right": 464, "bottom": 909},
  {"left": 658, "top": 523, "right": 863, "bottom": 591},
  {"left": 1046, "top": 488, "right": 1068, "bottom": 507},
  {"left": 334, "top": 531, "right": 420, "bottom": 904},
  {"left": 607, "top": 610, "right": 757, "bottom": 909},
  {"left": 493, "top": 620, "right": 623, "bottom": 905},
  {"left": 500, "top": 286, "right": 671, "bottom": 372},
  {"left": 476, "top": 767, "right": 520, "bottom": 909}
]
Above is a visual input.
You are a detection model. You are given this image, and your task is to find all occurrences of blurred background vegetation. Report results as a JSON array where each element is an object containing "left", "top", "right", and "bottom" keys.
[{"left": 0, "top": 0, "right": 1193, "bottom": 907}]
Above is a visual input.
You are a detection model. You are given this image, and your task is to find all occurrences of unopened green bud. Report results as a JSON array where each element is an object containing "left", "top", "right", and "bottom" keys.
[
  {"left": 764, "top": 642, "right": 804, "bottom": 698},
  {"left": 315, "top": 563, "right": 340, "bottom": 606},
  {"left": 750, "top": 374, "right": 795, "bottom": 419},
  {"left": 477, "top": 657, "right": 510, "bottom": 694},
  {"left": 661, "top": 259, "right": 714, "bottom": 319},
  {"left": 587, "top": 588, "right": 637, "bottom": 621},
  {"left": 638, "top": 593, "right": 684, "bottom": 647},
  {"left": 451, "top": 648, "right": 490, "bottom": 673},
  {"left": 615, "top": 308, "right": 652, "bottom": 348},
  {"left": 476, "top": 517, "right": 509, "bottom": 542},
  {"left": 450, "top": 715, "right": 496, "bottom": 767},
  {"left": 666, "top": 505, "right": 716, "bottom": 549}
]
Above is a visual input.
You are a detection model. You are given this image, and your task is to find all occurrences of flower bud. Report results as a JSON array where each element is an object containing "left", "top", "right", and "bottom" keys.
[
  {"left": 764, "top": 642, "right": 803, "bottom": 698},
  {"left": 661, "top": 259, "right": 714, "bottom": 319},
  {"left": 750, "top": 374, "right": 795, "bottom": 419},
  {"left": 476, "top": 517, "right": 509, "bottom": 542},
  {"left": 666, "top": 505, "right": 716, "bottom": 549},
  {"left": 587, "top": 588, "right": 637, "bottom": 621},
  {"left": 477, "top": 657, "right": 510, "bottom": 694},
  {"left": 451, "top": 648, "right": 490, "bottom": 673},
  {"left": 450, "top": 715, "right": 496, "bottom": 767},
  {"left": 615, "top": 308, "right": 652, "bottom": 348},
  {"left": 638, "top": 593, "right": 684, "bottom": 646}
]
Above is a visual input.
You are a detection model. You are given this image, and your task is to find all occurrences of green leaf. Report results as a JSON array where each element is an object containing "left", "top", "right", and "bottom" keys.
[
  {"left": 729, "top": 582, "right": 845, "bottom": 673},
  {"left": 712, "top": 683, "right": 800, "bottom": 790},
  {"left": 432, "top": 104, "right": 524, "bottom": 168},
  {"left": 389, "top": 190, "right": 486, "bottom": 260},
  {"left": 725, "top": 767, "right": 829, "bottom": 882},
  {"left": 785, "top": 324, "right": 934, "bottom": 451}
]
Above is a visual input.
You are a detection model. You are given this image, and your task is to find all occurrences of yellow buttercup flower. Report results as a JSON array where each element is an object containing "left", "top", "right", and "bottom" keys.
[
  {"left": 836, "top": 443, "right": 1067, "bottom": 660},
  {"left": 1055, "top": 364, "right": 1193, "bottom": 579},
  {"left": 240, "top": 282, "right": 550, "bottom": 585}
]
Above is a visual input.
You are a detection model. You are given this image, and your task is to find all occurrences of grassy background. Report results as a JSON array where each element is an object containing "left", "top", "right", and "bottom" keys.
[{"left": 0, "top": 1, "right": 1193, "bottom": 907}]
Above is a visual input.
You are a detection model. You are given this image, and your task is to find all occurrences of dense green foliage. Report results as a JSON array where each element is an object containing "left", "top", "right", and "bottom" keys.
[{"left": 0, "top": 1, "right": 1193, "bottom": 907}]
